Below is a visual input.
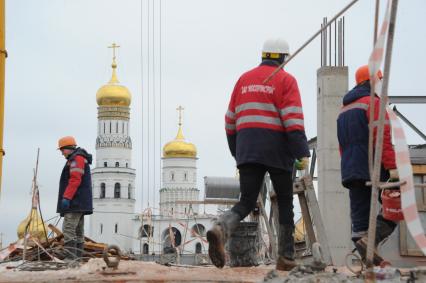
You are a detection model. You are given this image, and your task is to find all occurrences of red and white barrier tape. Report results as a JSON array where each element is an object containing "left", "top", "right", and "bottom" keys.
[
  {"left": 387, "top": 107, "right": 426, "bottom": 254},
  {"left": 367, "top": 0, "right": 425, "bottom": 255}
]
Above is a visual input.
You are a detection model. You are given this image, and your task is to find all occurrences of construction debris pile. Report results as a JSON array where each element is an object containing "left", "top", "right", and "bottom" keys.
[{"left": 0, "top": 223, "right": 132, "bottom": 265}]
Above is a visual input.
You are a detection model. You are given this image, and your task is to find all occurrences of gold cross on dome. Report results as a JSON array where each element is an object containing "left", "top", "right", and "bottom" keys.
[
  {"left": 177, "top": 105, "right": 184, "bottom": 126},
  {"left": 108, "top": 42, "right": 120, "bottom": 60}
]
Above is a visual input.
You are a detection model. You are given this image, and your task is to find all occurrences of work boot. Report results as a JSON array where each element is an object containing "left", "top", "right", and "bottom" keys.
[
  {"left": 276, "top": 224, "right": 298, "bottom": 271},
  {"left": 355, "top": 216, "right": 396, "bottom": 266},
  {"left": 376, "top": 215, "right": 397, "bottom": 246},
  {"left": 207, "top": 210, "right": 240, "bottom": 268},
  {"left": 355, "top": 237, "right": 384, "bottom": 266},
  {"left": 63, "top": 240, "right": 77, "bottom": 261}
]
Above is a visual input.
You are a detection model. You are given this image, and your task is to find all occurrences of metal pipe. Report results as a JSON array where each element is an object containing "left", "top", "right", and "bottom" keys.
[
  {"left": 341, "top": 18, "right": 343, "bottom": 66},
  {"left": 309, "top": 148, "right": 317, "bottom": 177},
  {"left": 323, "top": 18, "right": 326, "bottom": 66},
  {"left": 368, "top": 0, "right": 381, "bottom": 179},
  {"left": 389, "top": 96, "right": 426, "bottom": 104},
  {"left": 264, "top": 0, "right": 360, "bottom": 83},
  {"left": 338, "top": 19, "right": 342, "bottom": 66},
  {"left": 392, "top": 106, "right": 426, "bottom": 141},
  {"left": 366, "top": 0, "right": 399, "bottom": 269},
  {"left": 324, "top": 18, "right": 327, "bottom": 66},
  {"left": 374, "top": 0, "right": 380, "bottom": 44},
  {"left": 0, "top": 0, "right": 5, "bottom": 198}
]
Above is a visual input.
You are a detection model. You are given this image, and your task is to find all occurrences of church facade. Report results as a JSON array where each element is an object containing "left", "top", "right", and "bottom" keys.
[
  {"left": 89, "top": 46, "right": 215, "bottom": 259},
  {"left": 89, "top": 44, "right": 136, "bottom": 252}
]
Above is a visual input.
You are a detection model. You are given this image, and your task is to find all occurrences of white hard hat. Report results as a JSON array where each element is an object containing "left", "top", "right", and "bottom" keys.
[{"left": 262, "top": 38, "right": 290, "bottom": 55}]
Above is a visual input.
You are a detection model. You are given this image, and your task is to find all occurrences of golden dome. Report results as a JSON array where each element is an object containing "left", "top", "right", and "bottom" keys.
[
  {"left": 17, "top": 208, "right": 47, "bottom": 240},
  {"left": 163, "top": 126, "right": 197, "bottom": 158},
  {"left": 96, "top": 45, "right": 131, "bottom": 107},
  {"left": 294, "top": 217, "right": 305, "bottom": 242}
]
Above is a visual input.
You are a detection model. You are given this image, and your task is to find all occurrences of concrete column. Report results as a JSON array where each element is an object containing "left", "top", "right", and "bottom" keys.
[{"left": 317, "top": 66, "right": 351, "bottom": 265}]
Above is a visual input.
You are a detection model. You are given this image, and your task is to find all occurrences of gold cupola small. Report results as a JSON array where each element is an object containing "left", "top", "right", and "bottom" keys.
[
  {"left": 96, "top": 43, "right": 132, "bottom": 107},
  {"left": 17, "top": 208, "right": 47, "bottom": 241},
  {"left": 163, "top": 106, "right": 197, "bottom": 158}
]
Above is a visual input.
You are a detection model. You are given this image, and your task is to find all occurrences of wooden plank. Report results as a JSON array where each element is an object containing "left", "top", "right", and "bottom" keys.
[
  {"left": 84, "top": 242, "right": 107, "bottom": 250},
  {"left": 412, "top": 165, "right": 426, "bottom": 175},
  {"left": 48, "top": 224, "right": 63, "bottom": 237},
  {"left": 84, "top": 235, "right": 98, "bottom": 243}
]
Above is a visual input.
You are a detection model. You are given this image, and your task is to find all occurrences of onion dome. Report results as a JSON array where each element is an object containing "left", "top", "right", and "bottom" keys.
[
  {"left": 96, "top": 43, "right": 131, "bottom": 107},
  {"left": 163, "top": 126, "right": 197, "bottom": 158},
  {"left": 163, "top": 106, "right": 197, "bottom": 158},
  {"left": 17, "top": 208, "right": 47, "bottom": 240}
]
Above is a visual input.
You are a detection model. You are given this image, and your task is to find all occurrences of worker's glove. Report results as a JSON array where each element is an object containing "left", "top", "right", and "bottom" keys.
[
  {"left": 389, "top": 169, "right": 399, "bottom": 181},
  {"left": 61, "top": 198, "right": 71, "bottom": 210},
  {"left": 295, "top": 157, "right": 309, "bottom": 170}
]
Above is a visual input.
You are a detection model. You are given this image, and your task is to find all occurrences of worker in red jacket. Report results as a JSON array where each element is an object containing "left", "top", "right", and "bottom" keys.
[
  {"left": 56, "top": 136, "right": 93, "bottom": 260},
  {"left": 337, "top": 65, "right": 399, "bottom": 265},
  {"left": 207, "top": 38, "right": 310, "bottom": 271}
]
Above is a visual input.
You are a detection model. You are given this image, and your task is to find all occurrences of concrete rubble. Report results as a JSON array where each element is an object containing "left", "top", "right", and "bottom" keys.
[{"left": 1, "top": 258, "right": 422, "bottom": 283}]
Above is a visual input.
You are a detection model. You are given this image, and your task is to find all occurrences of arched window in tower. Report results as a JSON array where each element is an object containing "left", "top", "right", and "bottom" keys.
[
  {"left": 114, "top": 183, "right": 121, "bottom": 198},
  {"left": 116, "top": 121, "right": 118, "bottom": 133},
  {"left": 122, "top": 122, "right": 124, "bottom": 134},
  {"left": 103, "top": 122, "right": 105, "bottom": 134},
  {"left": 143, "top": 244, "right": 149, "bottom": 254},
  {"left": 104, "top": 162, "right": 107, "bottom": 167},
  {"left": 140, "top": 224, "right": 154, "bottom": 238},
  {"left": 171, "top": 172, "right": 175, "bottom": 181},
  {"left": 126, "top": 163, "right": 128, "bottom": 168},
  {"left": 161, "top": 227, "right": 182, "bottom": 252},
  {"left": 184, "top": 172, "right": 188, "bottom": 181},
  {"left": 115, "top": 162, "right": 119, "bottom": 167},
  {"left": 100, "top": 183, "right": 106, "bottom": 198},
  {"left": 115, "top": 223, "right": 118, "bottom": 233},
  {"left": 128, "top": 184, "right": 132, "bottom": 199},
  {"left": 191, "top": 224, "right": 206, "bottom": 237},
  {"left": 195, "top": 243, "right": 202, "bottom": 254},
  {"left": 100, "top": 224, "right": 103, "bottom": 234},
  {"left": 109, "top": 121, "right": 112, "bottom": 133}
]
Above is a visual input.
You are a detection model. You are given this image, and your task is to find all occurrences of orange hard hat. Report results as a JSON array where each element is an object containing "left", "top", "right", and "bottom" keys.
[
  {"left": 57, "top": 136, "right": 77, "bottom": 149},
  {"left": 355, "top": 65, "right": 383, "bottom": 85}
]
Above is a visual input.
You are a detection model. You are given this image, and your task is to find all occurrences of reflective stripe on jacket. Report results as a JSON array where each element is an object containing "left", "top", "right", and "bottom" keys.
[
  {"left": 225, "top": 61, "right": 310, "bottom": 171},
  {"left": 337, "top": 82, "right": 396, "bottom": 187}
]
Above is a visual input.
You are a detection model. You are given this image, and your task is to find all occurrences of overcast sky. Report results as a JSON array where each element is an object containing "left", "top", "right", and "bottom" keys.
[{"left": 0, "top": 0, "right": 425, "bottom": 246}]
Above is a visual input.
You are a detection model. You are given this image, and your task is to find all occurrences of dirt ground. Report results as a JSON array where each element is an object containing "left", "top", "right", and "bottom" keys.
[{"left": 0, "top": 259, "right": 287, "bottom": 283}]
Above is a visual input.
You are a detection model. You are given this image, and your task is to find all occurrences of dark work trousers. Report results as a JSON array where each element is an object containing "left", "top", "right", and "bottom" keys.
[
  {"left": 63, "top": 212, "right": 85, "bottom": 245},
  {"left": 231, "top": 163, "right": 294, "bottom": 226},
  {"left": 348, "top": 181, "right": 396, "bottom": 242}
]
